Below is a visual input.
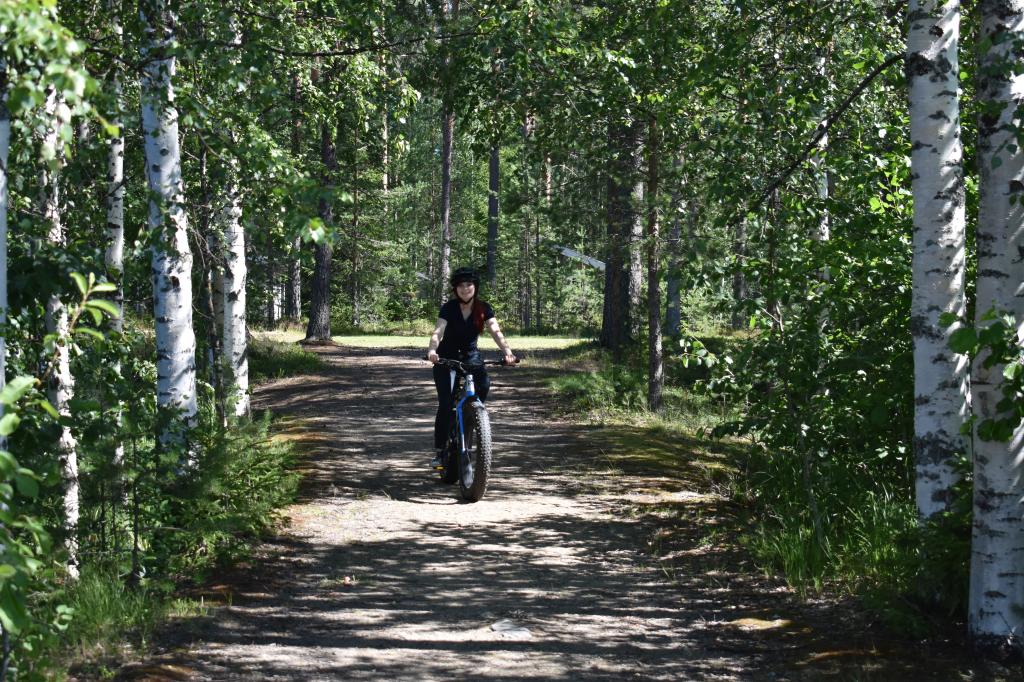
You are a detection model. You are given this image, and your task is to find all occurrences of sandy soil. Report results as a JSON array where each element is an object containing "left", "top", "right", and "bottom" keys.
[{"left": 114, "top": 346, "right": 1017, "bottom": 681}]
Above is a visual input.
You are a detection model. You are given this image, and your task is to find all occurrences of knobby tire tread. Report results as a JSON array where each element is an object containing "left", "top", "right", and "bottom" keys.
[{"left": 460, "top": 402, "right": 492, "bottom": 502}]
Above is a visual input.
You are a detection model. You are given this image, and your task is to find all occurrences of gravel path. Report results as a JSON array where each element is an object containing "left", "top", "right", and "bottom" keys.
[{"left": 118, "top": 345, "right": 986, "bottom": 681}]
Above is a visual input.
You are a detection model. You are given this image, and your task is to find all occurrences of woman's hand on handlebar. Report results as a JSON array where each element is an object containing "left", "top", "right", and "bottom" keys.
[
  {"left": 503, "top": 353, "right": 518, "bottom": 366},
  {"left": 427, "top": 350, "right": 440, "bottom": 364}
]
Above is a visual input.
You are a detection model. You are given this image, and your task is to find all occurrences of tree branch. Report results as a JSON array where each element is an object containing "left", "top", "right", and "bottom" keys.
[{"left": 725, "top": 51, "right": 903, "bottom": 229}]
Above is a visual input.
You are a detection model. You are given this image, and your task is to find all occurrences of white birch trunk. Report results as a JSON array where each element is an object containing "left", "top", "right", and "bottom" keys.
[
  {"left": 906, "top": 0, "right": 969, "bottom": 520},
  {"left": 40, "top": 87, "right": 79, "bottom": 578},
  {"left": 141, "top": 0, "right": 197, "bottom": 450},
  {"left": 218, "top": 22, "right": 249, "bottom": 419},
  {"left": 105, "top": 0, "right": 125, "bottom": 471},
  {"left": 220, "top": 187, "right": 249, "bottom": 417},
  {"left": 969, "top": 0, "right": 1024, "bottom": 649}
]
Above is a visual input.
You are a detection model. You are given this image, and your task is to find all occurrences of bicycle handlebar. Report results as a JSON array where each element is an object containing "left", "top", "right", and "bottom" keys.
[{"left": 422, "top": 355, "right": 522, "bottom": 369}]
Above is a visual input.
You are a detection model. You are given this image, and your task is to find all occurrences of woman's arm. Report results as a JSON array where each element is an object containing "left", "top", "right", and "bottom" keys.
[
  {"left": 427, "top": 318, "right": 447, "bottom": 363},
  {"left": 486, "top": 318, "right": 516, "bottom": 364}
]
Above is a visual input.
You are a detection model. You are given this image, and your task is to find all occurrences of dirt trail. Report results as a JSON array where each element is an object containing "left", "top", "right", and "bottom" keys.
[{"left": 121, "top": 346, "right": 982, "bottom": 681}]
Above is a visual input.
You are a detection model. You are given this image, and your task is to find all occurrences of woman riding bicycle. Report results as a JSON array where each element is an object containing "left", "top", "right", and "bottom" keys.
[{"left": 426, "top": 267, "right": 516, "bottom": 469}]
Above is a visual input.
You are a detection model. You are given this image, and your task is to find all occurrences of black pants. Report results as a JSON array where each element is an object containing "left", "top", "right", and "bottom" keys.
[{"left": 433, "top": 364, "right": 490, "bottom": 449}]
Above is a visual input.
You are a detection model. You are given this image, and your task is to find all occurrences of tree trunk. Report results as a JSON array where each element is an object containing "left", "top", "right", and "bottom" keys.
[
  {"left": 646, "top": 119, "right": 663, "bottom": 412},
  {"left": 41, "top": 86, "right": 79, "bottom": 578},
  {"left": 438, "top": 105, "right": 454, "bottom": 305},
  {"left": 487, "top": 144, "right": 499, "bottom": 289},
  {"left": 285, "top": 71, "right": 302, "bottom": 321},
  {"left": 142, "top": 0, "right": 198, "bottom": 452},
  {"left": 730, "top": 219, "right": 747, "bottom": 330},
  {"left": 305, "top": 121, "right": 337, "bottom": 342},
  {"left": 600, "top": 118, "right": 644, "bottom": 356},
  {"left": 437, "top": 0, "right": 459, "bottom": 304},
  {"left": 969, "top": 0, "right": 1024, "bottom": 650},
  {"left": 199, "top": 144, "right": 225, "bottom": 424},
  {"left": 104, "top": 9, "right": 126, "bottom": 472},
  {"left": 351, "top": 127, "right": 361, "bottom": 328},
  {"left": 664, "top": 157, "right": 683, "bottom": 337},
  {"left": 0, "top": 60, "right": 8, "bottom": 451},
  {"left": 220, "top": 180, "right": 249, "bottom": 418},
  {"left": 907, "top": 0, "right": 968, "bottom": 521}
]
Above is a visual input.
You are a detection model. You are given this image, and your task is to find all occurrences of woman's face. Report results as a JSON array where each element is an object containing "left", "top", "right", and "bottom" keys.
[{"left": 455, "top": 281, "right": 475, "bottom": 302}]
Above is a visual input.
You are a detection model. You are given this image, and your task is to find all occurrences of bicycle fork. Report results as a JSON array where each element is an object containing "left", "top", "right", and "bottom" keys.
[{"left": 451, "top": 371, "right": 477, "bottom": 456}]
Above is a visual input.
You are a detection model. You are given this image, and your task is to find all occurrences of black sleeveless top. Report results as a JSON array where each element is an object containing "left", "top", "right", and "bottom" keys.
[{"left": 437, "top": 299, "right": 495, "bottom": 359}]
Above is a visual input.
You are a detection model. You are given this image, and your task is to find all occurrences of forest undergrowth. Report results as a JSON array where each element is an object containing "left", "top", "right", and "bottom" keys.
[
  {"left": 34, "top": 333, "right": 311, "bottom": 680},
  {"left": 546, "top": 335, "right": 969, "bottom": 642}
]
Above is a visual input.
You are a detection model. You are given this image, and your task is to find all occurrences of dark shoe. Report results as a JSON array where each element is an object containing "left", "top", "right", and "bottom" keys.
[{"left": 430, "top": 451, "right": 444, "bottom": 469}]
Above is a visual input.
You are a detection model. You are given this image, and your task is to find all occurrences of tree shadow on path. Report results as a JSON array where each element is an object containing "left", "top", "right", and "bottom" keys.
[{"left": 116, "top": 345, "right": 1010, "bottom": 681}]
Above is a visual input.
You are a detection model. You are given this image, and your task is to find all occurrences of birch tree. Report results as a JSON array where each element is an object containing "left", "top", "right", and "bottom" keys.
[
  {"left": 906, "top": 0, "right": 968, "bottom": 520},
  {"left": 969, "top": 0, "right": 1024, "bottom": 649},
  {"left": 218, "top": 22, "right": 249, "bottom": 418},
  {"left": 141, "top": 0, "right": 198, "bottom": 449},
  {"left": 40, "top": 86, "right": 79, "bottom": 577},
  {"left": 104, "top": 0, "right": 125, "bottom": 475}
]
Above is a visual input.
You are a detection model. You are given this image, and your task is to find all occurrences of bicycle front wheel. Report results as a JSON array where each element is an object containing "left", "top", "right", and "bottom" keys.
[{"left": 459, "top": 401, "right": 492, "bottom": 502}]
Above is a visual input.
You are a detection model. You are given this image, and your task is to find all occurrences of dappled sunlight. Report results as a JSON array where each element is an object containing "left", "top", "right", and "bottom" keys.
[{"left": 135, "top": 345, "right": 968, "bottom": 681}]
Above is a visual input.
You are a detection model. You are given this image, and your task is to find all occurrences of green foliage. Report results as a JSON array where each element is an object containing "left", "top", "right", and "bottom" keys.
[
  {"left": 551, "top": 361, "right": 647, "bottom": 414},
  {"left": 248, "top": 336, "right": 326, "bottom": 384},
  {"left": 944, "top": 309, "right": 1024, "bottom": 442},
  {"left": 156, "top": 411, "right": 299, "bottom": 579},
  {"left": 58, "top": 568, "right": 169, "bottom": 668}
]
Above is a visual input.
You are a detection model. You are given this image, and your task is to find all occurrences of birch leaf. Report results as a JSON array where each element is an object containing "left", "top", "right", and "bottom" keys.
[
  {"left": 0, "top": 377, "right": 36, "bottom": 406},
  {"left": 70, "top": 272, "right": 88, "bottom": 296},
  {"left": 0, "top": 414, "right": 20, "bottom": 437}
]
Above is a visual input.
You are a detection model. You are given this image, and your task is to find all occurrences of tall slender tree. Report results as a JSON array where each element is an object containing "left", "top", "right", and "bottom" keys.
[
  {"left": 487, "top": 144, "right": 499, "bottom": 289},
  {"left": 0, "top": 60, "right": 8, "bottom": 446},
  {"left": 646, "top": 118, "right": 663, "bottom": 411},
  {"left": 437, "top": 0, "right": 459, "bottom": 302},
  {"left": 969, "top": 0, "right": 1024, "bottom": 650},
  {"left": 104, "top": 0, "right": 125, "bottom": 473},
  {"left": 601, "top": 118, "right": 644, "bottom": 355},
  {"left": 906, "top": 0, "right": 968, "bottom": 520},
  {"left": 40, "top": 86, "right": 79, "bottom": 577},
  {"left": 305, "top": 120, "right": 337, "bottom": 342},
  {"left": 141, "top": 0, "right": 198, "bottom": 450}
]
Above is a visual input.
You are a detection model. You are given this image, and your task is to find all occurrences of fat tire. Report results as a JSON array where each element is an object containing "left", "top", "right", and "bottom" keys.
[{"left": 459, "top": 401, "right": 492, "bottom": 502}]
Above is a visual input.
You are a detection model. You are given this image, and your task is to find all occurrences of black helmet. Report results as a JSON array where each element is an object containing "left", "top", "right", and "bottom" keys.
[{"left": 450, "top": 267, "right": 480, "bottom": 288}]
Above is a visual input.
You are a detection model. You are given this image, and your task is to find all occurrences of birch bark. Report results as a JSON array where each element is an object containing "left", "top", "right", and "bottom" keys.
[
  {"left": 220, "top": 181, "right": 248, "bottom": 417},
  {"left": 105, "top": 0, "right": 125, "bottom": 473},
  {"left": 41, "top": 87, "right": 79, "bottom": 578},
  {"left": 906, "top": 0, "right": 969, "bottom": 519},
  {"left": 218, "top": 22, "right": 249, "bottom": 418},
  {"left": 141, "top": 0, "right": 198, "bottom": 450},
  {"left": 969, "top": 0, "right": 1024, "bottom": 649}
]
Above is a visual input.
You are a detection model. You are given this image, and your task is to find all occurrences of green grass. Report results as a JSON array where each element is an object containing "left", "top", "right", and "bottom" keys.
[
  {"left": 61, "top": 568, "right": 208, "bottom": 678},
  {"left": 258, "top": 329, "right": 589, "bottom": 352},
  {"left": 249, "top": 333, "right": 328, "bottom": 382}
]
